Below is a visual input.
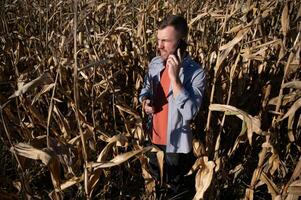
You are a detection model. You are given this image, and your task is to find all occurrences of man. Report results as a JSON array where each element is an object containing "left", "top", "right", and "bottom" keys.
[{"left": 139, "top": 15, "right": 206, "bottom": 197}]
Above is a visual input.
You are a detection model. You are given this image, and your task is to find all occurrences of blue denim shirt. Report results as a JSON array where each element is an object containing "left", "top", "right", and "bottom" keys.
[{"left": 139, "top": 55, "right": 206, "bottom": 153}]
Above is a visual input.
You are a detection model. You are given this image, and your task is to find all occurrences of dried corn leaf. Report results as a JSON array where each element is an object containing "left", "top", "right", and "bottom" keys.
[
  {"left": 187, "top": 158, "right": 202, "bottom": 176},
  {"left": 9, "top": 73, "right": 52, "bottom": 99},
  {"left": 96, "top": 3, "right": 107, "bottom": 12},
  {"left": 274, "top": 195, "right": 282, "bottom": 200},
  {"left": 193, "top": 157, "right": 215, "bottom": 200},
  {"left": 116, "top": 102, "right": 145, "bottom": 142},
  {"left": 87, "top": 169, "right": 103, "bottom": 198},
  {"left": 90, "top": 146, "right": 151, "bottom": 169},
  {"left": 219, "top": 27, "right": 250, "bottom": 51},
  {"left": 229, "top": 164, "right": 244, "bottom": 182},
  {"left": 140, "top": 156, "right": 156, "bottom": 196},
  {"left": 230, "top": 53, "right": 240, "bottom": 81},
  {"left": 209, "top": 10, "right": 227, "bottom": 19},
  {"left": 192, "top": 139, "right": 205, "bottom": 158},
  {"left": 261, "top": 143, "right": 286, "bottom": 177},
  {"left": 284, "top": 39, "right": 300, "bottom": 80},
  {"left": 11, "top": 143, "right": 61, "bottom": 190},
  {"left": 55, "top": 175, "right": 84, "bottom": 192},
  {"left": 250, "top": 39, "right": 281, "bottom": 50},
  {"left": 241, "top": 47, "right": 267, "bottom": 61},
  {"left": 49, "top": 190, "right": 63, "bottom": 200},
  {"left": 283, "top": 81, "right": 301, "bottom": 90},
  {"left": 268, "top": 154, "right": 280, "bottom": 176},
  {"left": 245, "top": 188, "right": 254, "bottom": 200},
  {"left": 297, "top": 3, "right": 301, "bottom": 21},
  {"left": 259, "top": 172, "right": 280, "bottom": 199},
  {"left": 287, "top": 113, "right": 296, "bottom": 142},
  {"left": 215, "top": 47, "right": 233, "bottom": 75},
  {"left": 291, "top": 158, "right": 301, "bottom": 179},
  {"left": 281, "top": 2, "right": 289, "bottom": 36},
  {"left": 286, "top": 194, "right": 299, "bottom": 200},
  {"left": 209, "top": 104, "right": 261, "bottom": 145},
  {"left": 228, "top": 120, "right": 247, "bottom": 156},
  {"left": 189, "top": 12, "right": 209, "bottom": 27},
  {"left": 97, "top": 134, "right": 128, "bottom": 162},
  {"left": 215, "top": 157, "right": 221, "bottom": 172},
  {"left": 132, "top": 121, "right": 145, "bottom": 144},
  {"left": 247, "top": 169, "right": 262, "bottom": 200},
  {"left": 287, "top": 58, "right": 301, "bottom": 76},
  {"left": 268, "top": 92, "right": 301, "bottom": 106},
  {"left": 287, "top": 179, "right": 301, "bottom": 196},
  {"left": 53, "top": 105, "right": 72, "bottom": 139},
  {"left": 115, "top": 103, "right": 140, "bottom": 119},
  {"left": 280, "top": 97, "right": 301, "bottom": 121},
  {"left": 32, "top": 83, "right": 55, "bottom": 104},
  {"left": 154, "top": 149, "right": 164, "bottom": 184},
  {"left": 226, "top": 24, "right": 243, "bottom": 34}
]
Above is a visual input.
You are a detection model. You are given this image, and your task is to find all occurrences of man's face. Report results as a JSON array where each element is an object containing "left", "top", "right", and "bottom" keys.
[{"left": 157, "top": 26, "right": 179, "bottom": 61}]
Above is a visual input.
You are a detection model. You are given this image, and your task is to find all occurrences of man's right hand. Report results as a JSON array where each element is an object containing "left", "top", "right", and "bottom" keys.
[{"left": 142, "top": 99, "right": 154, "bottom": 114}]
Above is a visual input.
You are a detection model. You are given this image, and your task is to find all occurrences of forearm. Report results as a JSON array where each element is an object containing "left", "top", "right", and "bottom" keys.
[
  {"left": 171, "top": 77, "right": 184, "bottom": 98},
  {"left": 173, "top": 71, "right": 206, "bottom": 121}
]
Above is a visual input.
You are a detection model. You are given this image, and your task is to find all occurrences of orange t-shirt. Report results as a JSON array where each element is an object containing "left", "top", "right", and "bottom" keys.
[{"left": 152, "top": 66, "right": 170, "bottom": 145}]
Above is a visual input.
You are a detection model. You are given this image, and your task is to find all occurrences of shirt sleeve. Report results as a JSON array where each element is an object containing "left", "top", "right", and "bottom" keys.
[
  {"left": 174, "top": 67, "right": 206, "bottom": 121},
  {"left": 139, "top": 71, "right": 152, "bottom": 103}
]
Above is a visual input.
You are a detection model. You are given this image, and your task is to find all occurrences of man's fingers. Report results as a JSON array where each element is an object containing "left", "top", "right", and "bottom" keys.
[
  {"left": 145, "top": 105, "right": 154, "bottom": 114},
  {"left": 167, "top": 55, "right": 179, "bottom": 66},
  {"left": 143, "top": 99, "right": 154, "bottom": 114}
]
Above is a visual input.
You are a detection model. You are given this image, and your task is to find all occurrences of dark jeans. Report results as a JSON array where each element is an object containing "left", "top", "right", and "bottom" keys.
[{"left": 147, "top": 145, "right": 195, "bottom": 196}]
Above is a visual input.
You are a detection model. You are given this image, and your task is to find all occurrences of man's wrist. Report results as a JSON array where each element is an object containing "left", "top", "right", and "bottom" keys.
[{"left": 171, "top": 77, "right": 181, "bottom": 85}]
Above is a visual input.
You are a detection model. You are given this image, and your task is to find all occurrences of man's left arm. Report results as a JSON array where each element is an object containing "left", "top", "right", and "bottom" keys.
[{"left": 173, "top": 69, "right": 206, "bottom": 121}]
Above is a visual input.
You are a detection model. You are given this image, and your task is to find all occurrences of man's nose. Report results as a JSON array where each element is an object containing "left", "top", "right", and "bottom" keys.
[{"left": 158, "top": 41, "right": 163, "bottom": 49}]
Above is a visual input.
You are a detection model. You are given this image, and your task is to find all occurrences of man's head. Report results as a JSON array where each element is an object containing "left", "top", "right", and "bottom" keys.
[{"left": 157, "top": 15, "right": 188, "bottom": 61}]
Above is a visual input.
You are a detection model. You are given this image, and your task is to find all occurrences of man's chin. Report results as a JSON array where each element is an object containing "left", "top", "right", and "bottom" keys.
[{"left": 159, "top": 53, "right": 168, "bottom": 61}]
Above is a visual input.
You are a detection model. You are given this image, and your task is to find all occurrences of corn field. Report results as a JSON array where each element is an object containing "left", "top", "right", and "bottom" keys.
[{"left": 0, "top": 0, "right": 300, "bottom": 199}]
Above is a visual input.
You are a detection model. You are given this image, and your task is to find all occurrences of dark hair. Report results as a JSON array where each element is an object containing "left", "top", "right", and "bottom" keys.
[{"left": 158, "top": 15, "right": 189, "bottom": 39}]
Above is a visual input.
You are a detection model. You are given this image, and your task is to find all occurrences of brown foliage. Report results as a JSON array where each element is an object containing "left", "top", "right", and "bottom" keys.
[{"left": 0, "top": 0, "right": 300, "bottom": 199}]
